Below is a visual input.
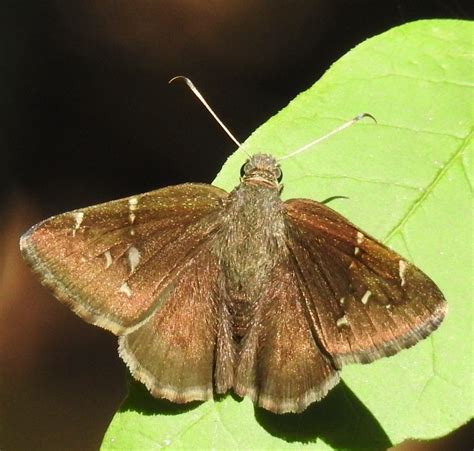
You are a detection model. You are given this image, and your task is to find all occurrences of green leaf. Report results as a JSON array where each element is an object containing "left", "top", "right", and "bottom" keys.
[{"left": 102, "top": 19, "right": 473, "bottom": 450}]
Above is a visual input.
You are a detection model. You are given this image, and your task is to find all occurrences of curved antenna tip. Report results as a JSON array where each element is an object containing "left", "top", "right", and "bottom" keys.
[
  {"left": 169, "top": 75, "right": 190, "bottom": 85},
  {"left": 356, "top": 113, "right": 377, "bottom": 124}
]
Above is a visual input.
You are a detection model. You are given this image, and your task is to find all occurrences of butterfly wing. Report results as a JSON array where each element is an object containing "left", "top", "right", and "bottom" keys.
[
  {"left": 20, "top": 183, "right": 228, "bottom": 335},
  {"left": 284, "top": 199, "right": 447, "bottom": 367},
  {"left": 118, "top": 248, "right": 222, "bottom": 403},
  {"left": 234, "top": 259, "right": 340, "bottom": 414}
]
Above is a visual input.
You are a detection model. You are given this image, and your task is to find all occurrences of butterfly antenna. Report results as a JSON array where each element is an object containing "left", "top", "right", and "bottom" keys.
[
  {"left": 278, "top": 113, "right": 377, "bottom": 161},
  {"left": 169, "top": 76, "right": 247, "bottom": 154}
]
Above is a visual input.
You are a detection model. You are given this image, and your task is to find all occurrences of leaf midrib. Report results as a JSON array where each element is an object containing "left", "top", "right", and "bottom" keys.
[{"left": 385, "top": 128, "right": 473, "bottom": 243}]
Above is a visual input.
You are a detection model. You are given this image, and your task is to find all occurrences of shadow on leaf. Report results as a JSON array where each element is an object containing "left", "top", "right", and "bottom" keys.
[
  {"left": 120, "top": 376, "right": 391, "bottom": 449},
  {"left": 255, "top": 380, "right": 391, "bottom": 449},
  {"left": 119, "top": 378, "right": 203, "bottom": 416}
]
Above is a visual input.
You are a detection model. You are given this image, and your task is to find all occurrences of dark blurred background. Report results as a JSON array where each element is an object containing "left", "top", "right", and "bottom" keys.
[{"left": 1, "top": 1, "right": 472, "bottom": 450}]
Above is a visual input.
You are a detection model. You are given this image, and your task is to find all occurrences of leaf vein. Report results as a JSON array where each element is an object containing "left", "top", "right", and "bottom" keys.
[
  {"left": 329, "top": 73, "right": 473, "bottom": 89},
  {"left": 385, "top": 129, "right": 473, "bottom": 242},
  {"left": 290, "top": 173, "right": 421, "bottom": 191},
  {"left": 309, "top": 114, "right": 467, "bottom": 140},
  {"left": 460, "top": 150, "right": 473, "bottom": 192}
]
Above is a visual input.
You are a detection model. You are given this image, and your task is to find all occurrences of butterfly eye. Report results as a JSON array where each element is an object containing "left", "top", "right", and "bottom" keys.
[
  {"left": 240, "top": 162, "right": 250, "bottom": 178},
  {"left": 275, "top": 166, "right": 283, "bottom": 182}
]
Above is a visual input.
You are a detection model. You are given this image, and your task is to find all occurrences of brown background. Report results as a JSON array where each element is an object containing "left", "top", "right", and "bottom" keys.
[{"left": 1, "top": 1, "right": 472, "bottom": 450}]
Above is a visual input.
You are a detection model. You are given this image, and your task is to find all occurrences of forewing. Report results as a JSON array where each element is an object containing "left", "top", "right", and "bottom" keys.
[
  {"left": 284, "top": 199, "right": 447, "bottom": 367},
  {"left": 20, "top": 183, "right": 228, "bottom": 335},
  {"left": 234, "top": 260, "right": 340, "bottom": 414},
  {"left": 118, "top": 249, "right": 222, "bottom": 403}
]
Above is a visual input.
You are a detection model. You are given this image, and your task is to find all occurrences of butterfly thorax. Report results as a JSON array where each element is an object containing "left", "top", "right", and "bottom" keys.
[{"left": 212, "top": 156, "right": 287, "bottom": 339}]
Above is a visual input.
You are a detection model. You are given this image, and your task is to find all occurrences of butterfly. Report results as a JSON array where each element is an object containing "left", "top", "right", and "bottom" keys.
[{"left": 19, "top": 150, "right": 446, "bottom": 414}]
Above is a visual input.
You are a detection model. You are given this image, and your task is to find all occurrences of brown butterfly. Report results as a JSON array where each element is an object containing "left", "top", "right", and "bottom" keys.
[{"left": 19, "top": 79, "right": 447, "bottom": 414}]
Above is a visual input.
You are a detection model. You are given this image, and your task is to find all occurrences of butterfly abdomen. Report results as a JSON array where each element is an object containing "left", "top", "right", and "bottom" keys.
[{"left": 212, "top": 182, "right": 287, "bottom": 339}]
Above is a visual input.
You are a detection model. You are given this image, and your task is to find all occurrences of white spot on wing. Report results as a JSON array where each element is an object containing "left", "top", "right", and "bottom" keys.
[
  {"left": 72, "top": 211, "right": 84, "bottom": 237},
  {"left": 104, "top": 251, "right": 113, "bottom": 268},
  {"left": 356, "top": 231, "right": 364, "bottom": 244},
  {"left": 127, "top": 246, "right": 140, "bottom": 274},
  {"left": 128, "top": 197, "right": 138, "bottom": 210},
  {"left": 128, "top": 198, "right": 138, "bottom": 235},
  {"left": 361, "top": 290, "right": 372, "bottom": 305},
  {"left": 339, "top": 297, "right": 345, "bottom": 306},
  {"left": 354, "top": 246, "right": 360, "bottom": 255},
  {"left": 336, "top": 315, "right": 349, "bottom": 328},
  {"left": 73, "top": 211, "right": 84, "bottom": 227},
  {"left": 119, "top": 282, "right": 132, "bottom": 297},
  {"left": 399, "top": 260, "right": 408, "bottom": 286}
]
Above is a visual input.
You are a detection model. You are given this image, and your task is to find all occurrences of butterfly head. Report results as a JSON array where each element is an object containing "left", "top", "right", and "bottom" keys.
[{"left": 240, "top": 154, "right": 283, "bottom": 189}]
